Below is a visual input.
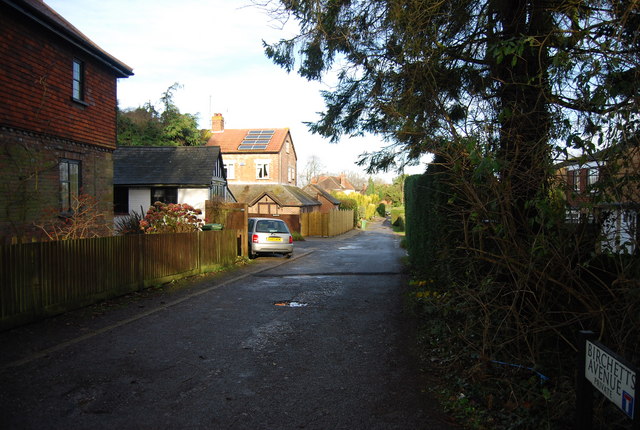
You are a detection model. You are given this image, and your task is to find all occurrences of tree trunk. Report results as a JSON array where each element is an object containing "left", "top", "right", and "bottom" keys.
[{"left": 493, "top": 0, "right": 552, "bottom": 235}]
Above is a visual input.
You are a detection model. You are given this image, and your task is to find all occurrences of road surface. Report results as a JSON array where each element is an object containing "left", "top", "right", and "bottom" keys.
[{"left": 0, "top": 218, "right": 453, "bottom": 429}]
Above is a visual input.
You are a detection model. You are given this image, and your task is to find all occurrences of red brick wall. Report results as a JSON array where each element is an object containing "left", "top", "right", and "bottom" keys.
[{"left": 0, "top": 5, "right": 119, "bottom": 149}]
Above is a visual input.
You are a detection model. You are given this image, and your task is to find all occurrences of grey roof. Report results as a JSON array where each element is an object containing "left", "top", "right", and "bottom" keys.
[
  {"left": 3, "top": 0, "right": 133, "bottom": 77},
  {"left": 114, "top": 146, "right": 223, "bottom": 187},
  {"left": 229, "top": 184, "right": 321, "bottom": 208}
]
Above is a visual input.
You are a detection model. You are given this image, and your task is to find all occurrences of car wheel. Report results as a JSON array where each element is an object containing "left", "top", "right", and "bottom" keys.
[{"left": 285, "top": 252, "right": 293, "bottom": 259}]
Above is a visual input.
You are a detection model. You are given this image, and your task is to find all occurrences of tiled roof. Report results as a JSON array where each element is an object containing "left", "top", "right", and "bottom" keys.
[
  {"left": 229, "top": 184, "right": 320, "bottom": 208},
  {"left": 5, "top": 0, "right": 133, "bottom": 77},
  {"left": 303, "top": 184, "right": 341, "bottom": 205},
  {"left": 207, "top": 128, "right": 291, "bottom": 154},
  {"left": 114, "top": 146, "right": 222, "bottom": 186},
  {"left": 313, "top": 175, "right": 357, "bottom": 192}
]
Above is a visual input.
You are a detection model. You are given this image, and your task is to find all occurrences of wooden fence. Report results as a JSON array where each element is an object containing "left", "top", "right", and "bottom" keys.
[
  {"left": 0, "top": 229, "right": 238, "bottom": 331},
  {"left": 300, "top": 210, "right": 354, "bottom": 237}
]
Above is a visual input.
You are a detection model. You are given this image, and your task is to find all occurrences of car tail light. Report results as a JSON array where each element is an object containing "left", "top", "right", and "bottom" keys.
[
  {"left": 288, "top": 235, "right": 293, "bottom": 244},
  {"left": 252, "top": 234, "right": 259, "bottom": 243}
]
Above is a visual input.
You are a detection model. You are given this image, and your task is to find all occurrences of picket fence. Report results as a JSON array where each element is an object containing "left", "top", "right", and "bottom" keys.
[
  {"left": 0, "top": 230, "right": 238, "bottom": 331},
  {"left": 300, "top": 210, "right": 354, "bottom": 237}
]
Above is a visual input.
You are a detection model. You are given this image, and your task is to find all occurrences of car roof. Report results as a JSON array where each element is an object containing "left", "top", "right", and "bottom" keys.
[{"left": 249, "top": 217, "right": 287, "bottom": 222}]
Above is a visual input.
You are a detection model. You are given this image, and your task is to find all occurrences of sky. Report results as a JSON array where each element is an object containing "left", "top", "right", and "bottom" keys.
[{"left": 46, "top": 0, "right": 430, "bottom": 183}]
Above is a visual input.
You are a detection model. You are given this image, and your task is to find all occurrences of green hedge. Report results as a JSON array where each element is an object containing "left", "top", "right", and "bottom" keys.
[{"left": 404, "top": 155, "right": 454, "bottom": 278}]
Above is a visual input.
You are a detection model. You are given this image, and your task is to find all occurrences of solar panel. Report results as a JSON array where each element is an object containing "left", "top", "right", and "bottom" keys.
[
  {"left": 238, "top": 130, "right": 275, "bottom": 150},
  {"left": 238, "top": 144, "right": 268, "bottom": 150}
]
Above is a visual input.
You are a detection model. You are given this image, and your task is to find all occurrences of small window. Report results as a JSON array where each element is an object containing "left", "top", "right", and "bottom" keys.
[
  {"left": 587, "top": 167, "right": 599, "bottom": 192},
  {"left": 151, "top": 187, "right": 177, "bottom": 204},
  {"left": 256, "top": 162, "right": 270, "bottom": 179},
  {"left": 60, "top": 159, "right": 80, "bottom": 213},
  {"left": 224, "top": 162, "right": 235, "bottom": 180},
  {"left": 72, "top": 60, "right": 85, "bottom": 101},
  {"left": 569, "top": 169, "right": 580, "bottom": 192},
  {"left": 114, "top": 186, "right": 129, "bottom": 214}
]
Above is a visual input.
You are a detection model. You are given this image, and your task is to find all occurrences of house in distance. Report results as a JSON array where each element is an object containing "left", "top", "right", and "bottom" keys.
[{"left": 206, "top": 114, "right": 321, "bottom": 232}]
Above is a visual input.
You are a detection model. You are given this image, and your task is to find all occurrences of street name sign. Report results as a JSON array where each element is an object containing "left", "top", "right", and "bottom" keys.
[{"left": 585, "top": 340, "right": 636, "bottom": 419}]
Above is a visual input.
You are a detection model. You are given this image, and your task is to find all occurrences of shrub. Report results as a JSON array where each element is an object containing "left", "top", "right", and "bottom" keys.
[
  {"left": 37, "top": 193, "right": 111, "bottom": 240},
  {"left": 392, "top": 214, "right": 404, "bottom": 230},
  {"left": 376, "top": 203, "right": 386, "bottom": 217},
  {"left": 114, "top": 210, "right": 145, "bottom": 235},
  {"left": 389, "top": 207, "right": 404, "bottom": 226},
  {"left": 140, "top": 202, "right": 203, "bottom": 233},
  {"left": 333, "top": 192, "right": 380, "bottom": 224}
]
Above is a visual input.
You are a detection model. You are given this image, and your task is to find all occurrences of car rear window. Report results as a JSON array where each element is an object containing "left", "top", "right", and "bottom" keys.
[{"left": 255, "top": 220, "right": 289, "bottom": 233}]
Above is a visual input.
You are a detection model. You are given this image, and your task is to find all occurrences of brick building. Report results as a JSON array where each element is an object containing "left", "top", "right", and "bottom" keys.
[
  {"left": 557, "top": 145, "right": 640, "bottom": 253},
  {"left": 206, "top": 114, "right": 322, "bottom": 229},
  {"left": 207, "top": 114, "right": 297, "bottom": 186},
  {"left": 0, "top": 0, "right": 132, "bottom": 243}
]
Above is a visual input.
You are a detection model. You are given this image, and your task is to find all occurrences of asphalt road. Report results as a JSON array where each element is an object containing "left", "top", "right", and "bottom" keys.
[{"left": 0, "top": 218, "right": 454, "bottom": 429}]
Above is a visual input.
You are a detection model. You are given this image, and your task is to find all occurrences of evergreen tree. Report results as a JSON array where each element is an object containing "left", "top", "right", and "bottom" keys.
[{"left": 264, "top": 0, "right": 640, "bottom": 234}]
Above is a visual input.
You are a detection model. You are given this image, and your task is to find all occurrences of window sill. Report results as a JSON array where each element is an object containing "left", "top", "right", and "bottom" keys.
[{"left": 71, "top": 97, "right": 90, "bottom": 107}]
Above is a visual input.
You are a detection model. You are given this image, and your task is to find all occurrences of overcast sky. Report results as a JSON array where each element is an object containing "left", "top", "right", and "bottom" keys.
[{"left": 46, "top": 0, "right": 429, "bottom": 182}]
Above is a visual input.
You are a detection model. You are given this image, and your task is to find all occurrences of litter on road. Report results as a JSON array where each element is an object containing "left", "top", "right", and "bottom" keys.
[{"left": 274, "top": 301, "right": 308, "bottom": 307}]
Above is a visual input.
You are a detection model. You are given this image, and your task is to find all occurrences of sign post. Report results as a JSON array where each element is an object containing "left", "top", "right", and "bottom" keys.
[
  {"left": 577, "top": 330, "right": 639, "bottom": 430},
  {"left": 577, "top": 330, "right": 595, "bottom": 429}
]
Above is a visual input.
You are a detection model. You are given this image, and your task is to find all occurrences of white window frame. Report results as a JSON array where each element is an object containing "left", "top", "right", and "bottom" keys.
[
  {"left": 256, "top": 161, "right": 270, "bottom": 180},
  {"left": 569, "top": 169, "right": 580, "bottom": 192},
  {"left": 224, "top": 162, "right": 235, "bottom": 180},
  {"left": 587, "top": 167, "right": 599, "bottom": 192}
]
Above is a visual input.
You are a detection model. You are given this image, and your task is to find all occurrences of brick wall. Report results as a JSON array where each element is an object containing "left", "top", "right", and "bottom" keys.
[
  {"left": 0, "top": 5, "right": 119, "bottom": 149},
  {"left": 224, "top": 153, "right": 282, "bottom": 184},
  {"left": 222, "top": 135, "right": 298, "bottom": 186},
  {"left": 0, "top": 127, "right": 114, "bottom": 244}
]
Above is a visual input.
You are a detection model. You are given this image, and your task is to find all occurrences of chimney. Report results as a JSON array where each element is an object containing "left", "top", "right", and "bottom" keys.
[{"left": 211, "top": 113, "right": 224, "bottom": 133}]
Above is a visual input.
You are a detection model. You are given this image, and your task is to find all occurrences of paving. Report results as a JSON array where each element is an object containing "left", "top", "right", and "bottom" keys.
[{"left": 0, "top": 218, "right": 455, "bottom": 429}]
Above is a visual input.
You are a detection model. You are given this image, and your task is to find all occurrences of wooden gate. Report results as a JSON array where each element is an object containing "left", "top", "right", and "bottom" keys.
[{"left": 205, "top": 201, "right": 248, "bottom": 256}]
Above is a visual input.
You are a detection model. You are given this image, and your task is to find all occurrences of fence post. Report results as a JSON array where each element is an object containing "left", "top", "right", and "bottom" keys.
[{"left": 577, "top": 330, "right": 596, "bottom": 430}]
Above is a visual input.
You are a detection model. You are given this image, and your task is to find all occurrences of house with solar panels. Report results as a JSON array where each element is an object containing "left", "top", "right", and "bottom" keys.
[
  {"left": 207, "top": 114, "right": 297, "bottom": 186},
  {"left": 206, "top": 114, "right": 322, "bottom": 232}
]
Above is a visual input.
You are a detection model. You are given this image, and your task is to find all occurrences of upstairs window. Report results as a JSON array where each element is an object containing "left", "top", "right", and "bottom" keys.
[
  {"left": 60, "top": 159, "right": 80, "bottom": 213},
  {"left": 569, "top": 169, "right": 580, "bottom": 192},
  {"left": 256, "top": 162, "right": 270, "bottom": 179},
  {"left": 72, "top": 59, "right": 85, "bottom": 102},
  {"left": 587, "top": 167, "right": 600, "bottom": 192},
  {"left": 224, "top": 162, "right": 235, "bottom": 180}
]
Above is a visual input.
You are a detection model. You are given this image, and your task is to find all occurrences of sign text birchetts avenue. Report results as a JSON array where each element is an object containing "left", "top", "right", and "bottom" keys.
[{"left": 585, "top": 340, "right": 636, "bottom": 418}]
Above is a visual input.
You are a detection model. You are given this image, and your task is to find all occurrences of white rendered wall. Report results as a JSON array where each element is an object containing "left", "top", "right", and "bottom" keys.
[
  {"left": 178, "top": 188, "right": 209, "bottom": 219},
  {"left": 129, "top": 188, "right": 151, "bottom": 216}
]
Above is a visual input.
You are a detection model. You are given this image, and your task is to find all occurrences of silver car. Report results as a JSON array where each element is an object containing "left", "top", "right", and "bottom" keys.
[{"left": 248, "top": 218, "right": 293, "bottom": 258}]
